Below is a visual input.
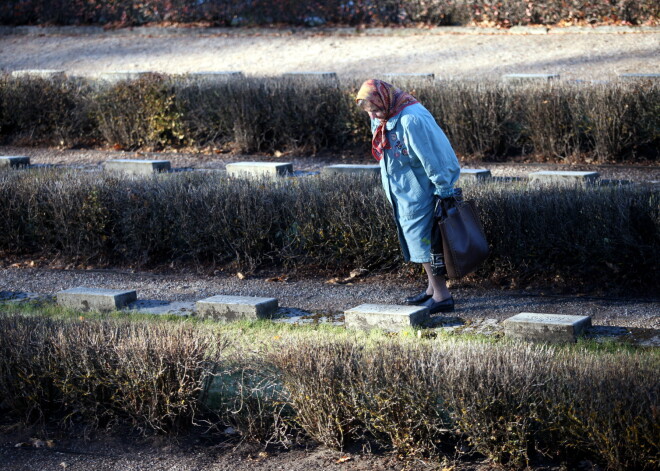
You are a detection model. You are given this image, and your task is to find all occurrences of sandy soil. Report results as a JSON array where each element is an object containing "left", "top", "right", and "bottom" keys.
[{"left": 1, "top": 26, "right": 659, "bottom": 81}]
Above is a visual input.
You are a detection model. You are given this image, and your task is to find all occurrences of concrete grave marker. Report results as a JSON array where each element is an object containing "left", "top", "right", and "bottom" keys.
[
  {"left": 382, "top": 73, "right": 435, "bottom": 84},
  {"left": 99, "top": 71, "right": 153, "bottom": 83},
  {"left": 57, "top": 287, "right": 137, "bottom": 312},
  {"left": 0, "top": 156, "right": 30, "bottom": 168},
  {"left": 618, "top": 73, "right": 660, "bottom": 81},
  {"left": 196, "top": 295, "right": 278, "bottom": 321},
  {"left": 503, "top": 73, "right": 560, "bottom": 83},
  {"left": 322, "top": 164, "right": 380, "bottom": 176},
  {"left": 226, "top": 162, "right": 293, "bottom": 178},
  {"left": 105, "top": 159, "right": 171, "bottom": 176},
  {"left": 282, "top": 72, "right": 338, "bottom": 82},
  {"left": 503, "top": 312, "right": 592, "bottom": 343},
  {"left": 11, "top": 69, "right": 66, "bottom": 79},
  {"left": 188, "top": 71, "right": 244, "bottom": 82},
  {"left": 460, "top": 168, "right": 492, "bottom": 182},
  {"left": 528, "top": 170, "right": 599, "bottom": 186},
  {"left": 344, "top": 304, "right": 429, "bottom": 332}
]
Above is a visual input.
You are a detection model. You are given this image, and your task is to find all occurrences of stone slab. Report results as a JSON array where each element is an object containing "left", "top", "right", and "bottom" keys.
[
  {"left": 344, "top": 304, "right": 429, "bottom": 332},
  {"left": 0, "top": 156, "right": 30, "bottom": 168},
  {"left": 196, "top": 295, "right": 278, "bottom": 321},
  {"left": 528, "top": 170, "right": 599, "bottom": 185},
  {"left": 105, "top": 159, "right": 171, "bottom": 175},
  {"left": 56, "top": 287, "right": 137, "bottom": 312},
  {"left": 188, "top": 71, "right": 244, "bottom": 82},
  {"left": 11, "top": 69, "right": 66, "bottom": 79},
  {"left": 382, "top": 73, "right": 435, "bottom": 82},
  {"left": 98, "top": 71, "right": 152, "bottom": 83},
  {"left": 282, "top": 72, "right": 338, "bottom": 81},
  {"left": 503, "top": 73, "right": 560, "bottom": 83},
  {"left": 226, "top": 162, "right": 293, "bottom": 178},
  {"left": 460, "top": 168, "right": 492, "bottom": 182},
  {"left": 618, "top": 73, "right": 660, "bottom": 81},
  {"left": 503, "top": 312, "right": 592, "bottom": 343},
  {"left": 322, "top": 164, "right": 380, "bottom": 176}
]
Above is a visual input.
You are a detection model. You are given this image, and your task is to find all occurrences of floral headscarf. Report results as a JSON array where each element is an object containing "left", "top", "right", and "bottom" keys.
[{"left": 356, "top": 79, "right": 418, "bottom": 161}]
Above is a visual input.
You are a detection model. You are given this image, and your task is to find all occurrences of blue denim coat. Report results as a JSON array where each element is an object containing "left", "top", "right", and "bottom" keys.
[{"left": 373, "top": 103, "right": 460, "bottom": 263}]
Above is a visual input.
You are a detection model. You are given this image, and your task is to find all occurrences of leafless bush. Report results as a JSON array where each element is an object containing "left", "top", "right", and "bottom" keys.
[
  {"left": 1, "top": 0, "right": 657, "bottom": 27},
  {"left": 92, "top": 74, "right": 186, "bottom": 150},
  {"left": 0, "top": 315, "right": 227, "bottom": 434},
  {"left": 268, "top": 337, "right": 659, "bottom": 469},
  {"left": 1, "top": 75, "right": 658, "bottom": 161},
  {"left": 1, "top": 169, "right": 658, "bottom": 290},
  {"left": 1, "top": 314, "right": 658, "bottom": 468},
  {"left": 270, "top": 339, "right": 364, "bottom": 449},
  {"left": 0, "top": 75, "right": 95, "bottom": 146}
]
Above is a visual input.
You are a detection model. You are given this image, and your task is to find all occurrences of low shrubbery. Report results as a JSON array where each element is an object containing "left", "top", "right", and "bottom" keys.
[
  {"left": 0, "top": 308, "right": 658, "bottom": 469},
  {"left": 1, "top": 74, "right": 658, "bottom": 162},
  {"left": 0, "top": 169, "right": 658, "bottom": 291},
  {"left": 1, "top": 0, "right": 658, "bottom": 27}
]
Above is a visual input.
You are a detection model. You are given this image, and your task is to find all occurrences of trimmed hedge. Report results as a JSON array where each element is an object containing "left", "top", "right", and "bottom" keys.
[
  {"left": 0, "top": 312, "right": 658, "bottom": 469},
  {"left": 1, "top": 75, "right": 658, "bottom": 162},
  {"left": 1, "top": 0, "right": 658, "bottom": 27},
  {"left": 0, "top": 169, "right": 657, "bottom": 291}
]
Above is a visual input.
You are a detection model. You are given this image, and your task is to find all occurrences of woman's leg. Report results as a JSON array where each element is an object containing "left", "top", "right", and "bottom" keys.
[{"left": 421, "top": 262, "right": 451, "bottom": 301}]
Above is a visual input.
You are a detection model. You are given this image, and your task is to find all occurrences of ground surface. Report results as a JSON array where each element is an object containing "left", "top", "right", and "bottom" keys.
[
  {"left": 2, "top": 267, "right": 659, "bottom": 331},
  {"left": 0, "top": 431, "right": 501, "bottom": 471},
  {"left": 1, "top": 25, "right": 659, "bottom": 470},
  {"left": 1, "top": 25, "right": 659, "bottom": 81}
]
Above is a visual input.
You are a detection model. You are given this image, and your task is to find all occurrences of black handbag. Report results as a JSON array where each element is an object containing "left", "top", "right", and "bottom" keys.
[{"left": 431, "top": 192, "right": 489, "bottom": 279}]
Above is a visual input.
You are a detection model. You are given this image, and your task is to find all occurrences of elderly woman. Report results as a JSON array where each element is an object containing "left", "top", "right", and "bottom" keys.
[{"left": 356, "top": 79, "right": 460, "bottom": 313}]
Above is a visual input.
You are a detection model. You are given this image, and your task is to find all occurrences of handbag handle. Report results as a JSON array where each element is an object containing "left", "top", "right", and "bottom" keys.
[{"left": 434, "top": 187, "right": 463, "bottom": 221}]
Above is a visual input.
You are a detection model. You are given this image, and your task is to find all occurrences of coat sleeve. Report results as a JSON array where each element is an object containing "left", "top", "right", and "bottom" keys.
[{"left": 401, "top": 112, "right": 460, "bottom": 198}]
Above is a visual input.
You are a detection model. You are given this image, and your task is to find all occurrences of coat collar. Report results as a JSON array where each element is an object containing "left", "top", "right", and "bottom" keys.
[{"left": 386, "top": 112, "right": 401, "bottom": 131}]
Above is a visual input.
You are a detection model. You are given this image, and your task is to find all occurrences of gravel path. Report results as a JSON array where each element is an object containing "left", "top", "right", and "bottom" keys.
[{"left": 1, "top": 25, "right": 659, "bottom": 81}]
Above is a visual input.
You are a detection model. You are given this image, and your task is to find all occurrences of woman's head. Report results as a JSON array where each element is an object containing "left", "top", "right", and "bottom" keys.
[
  {"left": 356, "top": 79, "right": 419, "bottom": 160},
  {"left": 356, "top": 79, "right": 418, "bottom": 121},
  {"left": 356, "top": 79, "right": 393, "bottom": 119}
]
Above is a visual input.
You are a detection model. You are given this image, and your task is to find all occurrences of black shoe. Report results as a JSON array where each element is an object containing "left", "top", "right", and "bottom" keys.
[
  {"left": 426, "top": 296, "right": 455, "bottom": 314},
  {"left": 404, "top": 292, "right": 432, "bottom": 305}
]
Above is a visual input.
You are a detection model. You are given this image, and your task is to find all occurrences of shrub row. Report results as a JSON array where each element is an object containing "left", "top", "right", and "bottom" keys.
[
  {"left": 0, "top": 170, "right": 657, "bottom": 291},
  {"left": 0, "top": 312, "right": 658, "bottom": 469},
  {"left": 1, "top": 0, "right": 658, "bottom": 27},
  {"left": 1, "top": 75, "right": 658, "bottom": 162}
]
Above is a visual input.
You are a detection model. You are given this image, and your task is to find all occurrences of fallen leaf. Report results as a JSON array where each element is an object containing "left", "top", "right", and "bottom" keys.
[
  {"left": 236, "top": 272, "right": 245, "bottom": 280},
  {"left": 349, "top": 268, "right": 368, "bottom": 279},
  {"left": 30, "top": 438, "right": 46, "bottom": 448},
  {"left": 266, "top": 275, "right": 288, "bottom": 282},
  {"left": 336, "top": 455, "right": 352, "bottom": 463}
]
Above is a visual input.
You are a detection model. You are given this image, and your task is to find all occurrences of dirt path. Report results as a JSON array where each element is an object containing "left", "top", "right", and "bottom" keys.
[{"left": 1, "top": 26, "right": 659, "bottom": 80}]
